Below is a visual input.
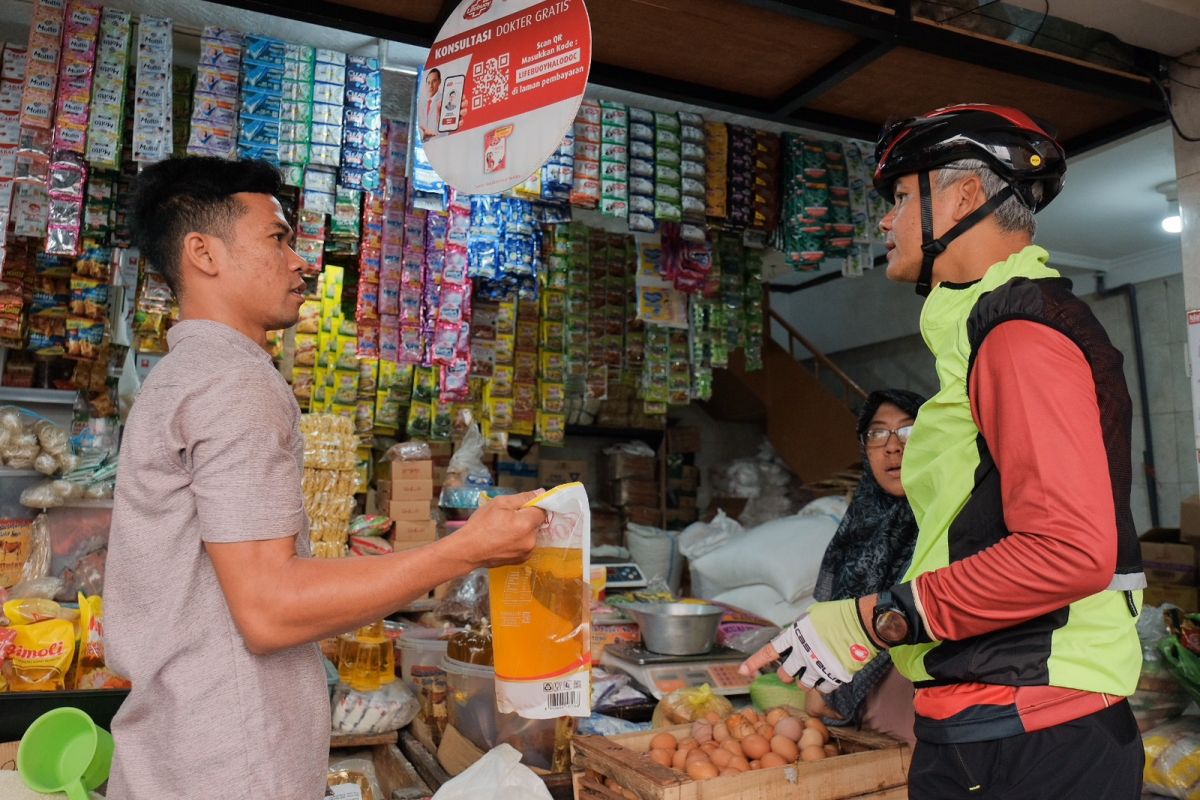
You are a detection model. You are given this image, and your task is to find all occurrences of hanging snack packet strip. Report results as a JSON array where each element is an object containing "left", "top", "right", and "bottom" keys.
[
  {"left": 74, "top": 593, "right": 131, "bottom": 689},
  {"left": 489, "top": 482, "right": 591, "bottom": 719}
]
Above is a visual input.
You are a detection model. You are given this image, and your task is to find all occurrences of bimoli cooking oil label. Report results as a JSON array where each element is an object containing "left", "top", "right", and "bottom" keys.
[
  {"left": 489, "top": 482, "right": 591, "bottom": 718},
  {"left": 0, "top": 517, "right": 32, "bottom": 588}
]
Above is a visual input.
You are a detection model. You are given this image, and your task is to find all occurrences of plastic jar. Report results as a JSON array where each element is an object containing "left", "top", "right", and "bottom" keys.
[{"left": 442, "top": 656, "right": 563, "bottom": 771}]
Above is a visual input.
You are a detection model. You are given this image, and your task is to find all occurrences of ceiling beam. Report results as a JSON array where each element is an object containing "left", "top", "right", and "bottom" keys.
[
  {"left": 432, "top": 0, "right": 458, "bottom": 34},
  {"left": 742, "top": 0, "right": 1164, "bottom": 111},
  {"left": 773, "top": 40, "right": 895, "bottom": 116},
  {"left": 213, "top": 0, "right": 439, "bottom": 48},
  {"left": 1063, "top": 109, "right": 1168, "bottom": 156}
]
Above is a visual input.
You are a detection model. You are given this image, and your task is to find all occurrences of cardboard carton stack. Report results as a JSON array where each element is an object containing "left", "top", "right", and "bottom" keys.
[
  {"left": 605, "top": 450, "right": 660, "bottom": 529},
  {"left": 1141, "top": 497, "right": 1200, "bottom": 612},
  {"left": 380, "top": 458, "right": 437, "bottom": 553},
  {"left": 498, "top": 445, "right": 541, "bottom": 492},
  {"left": 665, "top": 427, "right": 701, "bottom": 530}
]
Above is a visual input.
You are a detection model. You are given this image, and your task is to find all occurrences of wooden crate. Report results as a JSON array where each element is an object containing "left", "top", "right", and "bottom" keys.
[{"left": 572, "top": 722, "right": 909, "bottom": 800}]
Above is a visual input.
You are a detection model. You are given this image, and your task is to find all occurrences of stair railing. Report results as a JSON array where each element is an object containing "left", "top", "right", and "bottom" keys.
[{"left": 766, "top": 306, "right": 868, "bottom": 407}]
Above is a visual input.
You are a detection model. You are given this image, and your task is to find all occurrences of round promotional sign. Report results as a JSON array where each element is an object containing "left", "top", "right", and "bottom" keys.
[{"left": 420, "top": 0, "right": 592, "bottom": 194}]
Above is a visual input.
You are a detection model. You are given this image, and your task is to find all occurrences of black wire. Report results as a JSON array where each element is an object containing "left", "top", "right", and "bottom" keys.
[
  {"left": 1151, "top": 75, "right": 1200, "bottom": 142},
  {"left": 918, "top": 0, "right": 1139, "bottom": 73},
  {"left": 1028, "top": 0, "right": 1049, "bottom": 46},
  {"left": 939, "top": 0, "right": 1004, "bottom": 25},
  {"left": 1170, "top": 76, "right": 1200, "bottom": 91}
]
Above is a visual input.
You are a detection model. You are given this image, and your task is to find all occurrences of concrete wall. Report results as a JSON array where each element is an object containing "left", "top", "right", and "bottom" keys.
[{"left": 811, "top": 273, "right": 1193, "bottom": 533}]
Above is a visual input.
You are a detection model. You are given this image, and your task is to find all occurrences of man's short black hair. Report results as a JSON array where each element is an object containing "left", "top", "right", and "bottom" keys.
[{"left": 130, "top": 157, "right": 282, "bottom": 296}]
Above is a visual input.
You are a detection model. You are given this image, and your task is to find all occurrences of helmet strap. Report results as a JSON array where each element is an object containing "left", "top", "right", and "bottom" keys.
[{"left": 914, "top": 176, "right": 1016, "bottom": 298}]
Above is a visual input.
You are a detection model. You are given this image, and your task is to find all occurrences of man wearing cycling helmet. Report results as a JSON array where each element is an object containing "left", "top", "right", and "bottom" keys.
[{"left": 742, "top": 104, "right": 1145, "bottom": 797}]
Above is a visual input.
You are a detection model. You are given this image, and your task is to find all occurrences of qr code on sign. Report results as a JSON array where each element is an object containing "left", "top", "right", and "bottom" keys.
[{"left": 471, "top": 55, "right": 509, "bottom": 110}]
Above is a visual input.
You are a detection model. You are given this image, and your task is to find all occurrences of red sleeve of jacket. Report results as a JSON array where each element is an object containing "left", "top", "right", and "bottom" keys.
[{"left": 914, "top": 319, "right": 1117, "bottom": 642}]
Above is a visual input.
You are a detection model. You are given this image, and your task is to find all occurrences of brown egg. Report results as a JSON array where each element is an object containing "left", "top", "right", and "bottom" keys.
[
  {"left": 672, "top": 749, "right": 689, "bottom": 771},
  {"left": 799, "top": 728, "right": 825, "bottom": 749},
  {"left": 765, "top": 707, "right": 789, "bottom": 726},
  {"left": 692, "top": 721, "right": 713, "bottom": 744},
  {"left": 726, "top": 715, "right": 752, "bottom": 740},
  {"left": 648, "top": 748, "right": 673, "bottom": 768},
  {"left": 678, "top": 737, "right": 698, "bottom": 751},
  {"left": 686, "top": 748, "right": 712, "bottom": 765},
  {"left": 774, "top": 716, "right": 803, "bottom": 742},
  {"left": 741, "top": 708, "right": 761, "bottom": 724},
  {"left": 709, "top": 748, "right": 733, "bottom": 768},
  {"left": 701, "top": 741, "right": 719, "bottom": 753},
  {"left": 721, "top": 739, "right": 744, "bottom": 758},
  {"left": 712, "top": 721, "right": 730, "bottom": 742},
  {"left": 704, "top": 710, "right": 723, "bottom": 724},
  {"left": 805, "top": 718, "right": 830, "bottom": 740},
  {"left": 770, "top": 735, "right": 800, "bottom": 763},
  {"left": 801, "top": 745, "right": 827, "bottom": 762},
  {"left": 749, "top": 759, "right": 761, "bottom": 770},
  {"left": 760, "top": 752, "right": 788, "bottom": 769},
  {"left": 823, "top": 743, "right": 840, "bottom": 758},
  {"left": 740, "top": 733, "right": 771, "bottom": 760},
  {"left": 623, "top": 789, "right": 638, "bottom": 800},
  {"left": 727, "top": 756, "right": 751, "bottom": 772},
  {"left": 756, "top": 723, "right": 774, "bottom": 739},
  {"left": 650, "top": 732, "right": 678, "bottom": 752},
  {"left": 687, "top": 760, "right": 720, "bottom": 780}
]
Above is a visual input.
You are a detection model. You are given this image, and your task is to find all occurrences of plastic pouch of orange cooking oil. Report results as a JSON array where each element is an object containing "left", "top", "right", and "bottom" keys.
[
  {"left": 488, "top": 482, "right": 591, "bottom": 719},
  {"left": 9, "top": 618, "right": 74, "bottom": 691}
]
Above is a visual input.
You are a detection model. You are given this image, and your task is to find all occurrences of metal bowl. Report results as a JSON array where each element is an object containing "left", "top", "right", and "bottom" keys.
[{"left": 623, "top": 602, "right": 725, "bottom": 656}]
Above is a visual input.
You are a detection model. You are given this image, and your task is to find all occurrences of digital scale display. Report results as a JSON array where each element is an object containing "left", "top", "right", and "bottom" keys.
[{"left": 594, "top": 558, "right": 649, "bottom": 589}]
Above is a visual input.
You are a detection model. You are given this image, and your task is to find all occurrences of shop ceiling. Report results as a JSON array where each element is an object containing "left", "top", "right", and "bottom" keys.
[{"left": 210, "top": 0, "right": 1178, "bottom": 156}]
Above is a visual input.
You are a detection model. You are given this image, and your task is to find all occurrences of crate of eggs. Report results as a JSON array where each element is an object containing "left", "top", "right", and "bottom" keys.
[{"left": 572, "top": 705, "right": 910, "bottom": 800}]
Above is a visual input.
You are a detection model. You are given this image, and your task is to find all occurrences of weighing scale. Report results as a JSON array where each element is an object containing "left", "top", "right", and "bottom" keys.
[
  {"left": 592, "top": 556, "right": 649, "bottom": 589},
  {"left": 600, "top": 642, "right": 754, "bottom": 699}
]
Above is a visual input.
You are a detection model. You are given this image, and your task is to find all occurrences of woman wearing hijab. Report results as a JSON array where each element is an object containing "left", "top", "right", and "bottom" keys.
[{"left": 807, "top": 388, "right": 926, "bottom": 746}]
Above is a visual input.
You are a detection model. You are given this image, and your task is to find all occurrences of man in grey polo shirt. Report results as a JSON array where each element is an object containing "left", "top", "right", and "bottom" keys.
[{"left": 104, "top": 157, "right": 546, "bottom": 799}]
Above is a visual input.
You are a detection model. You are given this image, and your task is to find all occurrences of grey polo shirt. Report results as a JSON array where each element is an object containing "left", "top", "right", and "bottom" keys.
[{"left": 105, "top": 319, "right": 328, "bottom": 799}]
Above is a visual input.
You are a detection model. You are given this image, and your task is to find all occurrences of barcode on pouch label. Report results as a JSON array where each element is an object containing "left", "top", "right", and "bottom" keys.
[{"left": 547, "top": 691, "right": 579, "bottom": 710}]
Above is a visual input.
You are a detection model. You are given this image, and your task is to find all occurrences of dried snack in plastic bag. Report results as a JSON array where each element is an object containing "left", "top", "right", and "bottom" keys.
[
  {"left": 349, "top": 535, "right": 392, "bottom": 556},
  {"left": 327, "top": 756, "right": 383, "bottom": 800},
  {"left": 21, "top": 513, "right": 51, "bottom": 582},
  {"left": 349, "top": 515, "right": 392, "bottom": 537},
  {"left": 74, "top": 593, "right": 130, "bottom": 689},
  {"left": 331, "top": 678, "right": 419, "bottom": 734},
  {"left": 651, "top": 683, "right": 734, "bottom": 728},
  {"left": 383, "top": 440, "right": 431, "bottom": 462}
]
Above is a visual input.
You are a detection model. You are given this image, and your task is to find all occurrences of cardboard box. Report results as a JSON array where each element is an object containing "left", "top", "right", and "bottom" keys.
[
  {"left": 605, "top": 452, "right": 656, "bottom": 481},
  {"left": 388, "top": 478, "right": 434, "bottom": 501},
  {"left": 667, "top": 426, "right": 702, "bottom": 454},
  {"left": 610, "top": 478, "right": 660, "bottom": 508},
  {"left": 1145, "top": 583, "right": 1200, "bottom": 612},
  {"left": 539, "top": 458, "right": 588, "bottom": 485},
  {"left": 391, "top": 539, "right": 429, "bottom": 553},
  {"left": 591, "top": 504, "right": 623, "bottom": 548},
  {"left": 392, "top": 519, "right": 438, "bottom": 542},
  {"left": 623, "top": 505, "right": 661, "bottom": 527},
  {"left": 1140, "top": 528, "right": 1197, "bottom": 585},
  {"left": 1183, "top": 495, "right": 1200, "bottom": 543},
  {"left": 388, "top": 499, "right": 432, "bottom": 521},
  {"left": 392, "top": 460, "right": 433, "bottom": 481}
]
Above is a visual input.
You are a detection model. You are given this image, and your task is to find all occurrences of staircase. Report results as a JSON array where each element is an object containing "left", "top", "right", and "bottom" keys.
[{"left": 707, "top": 304, "right": 865, "bottom": 483}]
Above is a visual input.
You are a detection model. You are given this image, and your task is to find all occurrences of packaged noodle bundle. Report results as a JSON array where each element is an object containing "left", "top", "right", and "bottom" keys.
[
  {"left": 9, "top": 618, "right": 75, "bottom": 691},
  {"left": 489, "top": 482, "right": 591, "bottom": 719},
  {"left": 74, "top": 593, "right": 130, "bottom": 690}
]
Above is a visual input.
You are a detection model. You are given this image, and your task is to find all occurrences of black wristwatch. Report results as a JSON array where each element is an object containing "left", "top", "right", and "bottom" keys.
[{"left": 872, "top": 590, "right": 911, "bottom": 647}]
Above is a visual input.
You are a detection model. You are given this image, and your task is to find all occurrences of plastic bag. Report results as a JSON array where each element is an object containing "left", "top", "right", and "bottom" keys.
[
  {"left": 1132, "top": 605, "right": 1191, "bottom": 732},
  {"left": 625, "top": 523, "right": 683, "bottom": 594},
  {"left": 383, "top": 440, "right": 432, "bottom": 462},
  {"left": 490, "top": 483, "right": 591, "bottom": 719},
  {"left": 327, "top": 754, "right": 384, "bottom": 800},
  {"left": 20, "top": 513, "right": 51, "bottom": 582},
  {"left": 602, "top": 440, "right": 655, "bottom": 458},
  {"left": 1144, "top": 717, "right": 1200, "bottom": 798},
  {"left": 430, "top": 743, "right": 552, "bottom": 800},
  {"left": 678, "top": 510, "right": 744, "bottom": 560},
  {"left": 331, "top": 679, "right": 420, "bottom": 734},
  {"left": 435, "top": 568, "right": 490, "bottom": 624},
  {"left": 444, "top": 424, "right": 491, "bottom": 489},
  {"left": 8, "top": 576, "right": 63, "bottom": 600},
  {"left": 650, "top": 683, "right": 734, "bottom": 728}
]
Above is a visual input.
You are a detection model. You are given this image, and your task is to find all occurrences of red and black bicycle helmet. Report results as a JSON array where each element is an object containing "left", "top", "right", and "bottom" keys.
[{"left": 872, "top": 104, "right": 1067, "bottom": 296}]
